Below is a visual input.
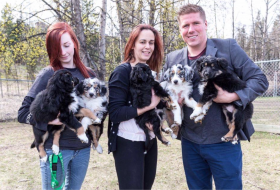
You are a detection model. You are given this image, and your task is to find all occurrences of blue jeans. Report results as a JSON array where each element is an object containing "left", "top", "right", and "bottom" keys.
[
  {"left": 181, "top": 137, "right": 242, "bottom": 190},
  {"left": 40, "top": 147, "right": 90, "bottom": 190}
]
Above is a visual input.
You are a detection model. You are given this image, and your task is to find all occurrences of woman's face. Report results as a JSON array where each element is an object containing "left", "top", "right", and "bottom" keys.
[
  {"left": 59, "top": 32, "right": 75, "bottom": 68},
  {"left": 132, "top": 29, "right": 155, "bottom": 64}
]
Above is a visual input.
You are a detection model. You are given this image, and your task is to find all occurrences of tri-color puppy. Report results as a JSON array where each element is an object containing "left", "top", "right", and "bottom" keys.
[
  {"left": 190, "top": 55, "right": 253, "bottom": 144},
  {"left": 30, "top": 70, "right": 91, "bottom": 161},
  {"left": 75, "top": 77, "right": 108, "bottom": 154},
  {"left": 162, "top": 63, "right": 197, "bottom": 137},
  {"left": 130, "top": 63, "right": 171, "bottom": 153}
]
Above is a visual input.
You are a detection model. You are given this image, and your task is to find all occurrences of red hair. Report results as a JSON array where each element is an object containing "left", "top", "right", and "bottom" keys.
[
  {"left": 45, "top": 22, "right": 91, "bottom": 78},
  {"left": 123, "top": 24, "right": 164, "bottom": 73}
]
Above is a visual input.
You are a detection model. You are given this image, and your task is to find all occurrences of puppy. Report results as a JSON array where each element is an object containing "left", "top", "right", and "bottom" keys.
[
  {"left": 30, "top": 69, "right": 88, "bottom": 161},
  {"left": 75, "top": 77, "right": 108, "bottom": 154},
  {"left": 130, "top": 63, "right": 171, "bottom": 153},
  {"left": 161, "top": 64, "right": 197, "bottom": 138},
  {"left": 190, "top": 55, "right": 254, "bottom": 143},
  {"left": 151, "top": 70, "right": 177, "bottom": 139}
]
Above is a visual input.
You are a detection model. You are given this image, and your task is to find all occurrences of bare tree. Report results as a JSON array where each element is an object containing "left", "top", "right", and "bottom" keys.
[
  {"left": 149, "top": 0, "right": 156, "bottom": 26},
  {"left": 98, "top": 0, "right": 107, "bottom": 80}
]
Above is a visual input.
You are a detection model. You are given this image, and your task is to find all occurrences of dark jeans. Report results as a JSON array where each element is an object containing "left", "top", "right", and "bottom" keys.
[
  {"left": 113, "top": 136, "right": 158, "bottom": 190},
  {"left": 181, "top": 137, "right": 242, "bottom": 190}
]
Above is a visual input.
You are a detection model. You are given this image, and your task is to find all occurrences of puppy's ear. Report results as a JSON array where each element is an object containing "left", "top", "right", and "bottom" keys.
[
  {"left": 73, "top": 77, "right": 79, "bottom": 86},
  {"left": 100, "top": 84, "right": 107, "bottom": 96},
  {"left": 130, "top": 67, "right": 140, "bottom": 83},
  {"left": 196, "top": 56, "right": 205, "bottom": 72},
  {"left": 184, "top": 65, "right": 194, "bottom": 82},
  {"left": 76, "top": 80, "right": 84, "bottom": 96},
  {"left": 216, "top": 58, "right": 228, "bottom": 70},
  {"left": 162, "top": 68, "right": 170, "bottom": 81}
]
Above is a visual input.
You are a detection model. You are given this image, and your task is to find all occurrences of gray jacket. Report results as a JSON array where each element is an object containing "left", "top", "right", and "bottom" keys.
[{"left": 164, "top": 38, "right": 269, "bottom": 144}]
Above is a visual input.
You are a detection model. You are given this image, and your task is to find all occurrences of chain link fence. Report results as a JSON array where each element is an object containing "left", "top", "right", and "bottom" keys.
[
  {"left": 0, "top": 60, "right": 279, "bottom": 128},
  {"left": 253, "top": 60, "right": 280, "bottom": 129}
]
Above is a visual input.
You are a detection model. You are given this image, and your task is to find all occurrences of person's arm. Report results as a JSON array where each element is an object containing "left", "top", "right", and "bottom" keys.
[
  {"left": 108, "top": 66, "right": 160, "bottom": 123},
  {"left": 18, "top": 96, "right": 36, "bottom": 125},
  {"left": 17, "top": 67, "right": 62, "bottom": 129},
  {"left": 213, "top": 39, "right": 269, "bottom": 108}
]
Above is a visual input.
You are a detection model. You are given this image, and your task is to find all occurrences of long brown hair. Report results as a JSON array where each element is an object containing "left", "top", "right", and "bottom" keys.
[
  {"left": 123, "top": 24, "right": 164, "bottom": 73},
  {"left": 45, "top": 22, "right": 91, "bottom": 78}
]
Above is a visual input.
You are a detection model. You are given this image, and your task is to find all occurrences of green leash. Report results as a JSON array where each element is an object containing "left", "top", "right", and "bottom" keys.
[{"left": 49, "top": 152, "right": 65, "bottom": 190}]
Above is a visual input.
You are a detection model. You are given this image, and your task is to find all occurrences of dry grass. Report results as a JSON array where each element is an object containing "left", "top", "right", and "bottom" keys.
[{"left": 0, "top": 122, "right": 280, "bottom": 190}]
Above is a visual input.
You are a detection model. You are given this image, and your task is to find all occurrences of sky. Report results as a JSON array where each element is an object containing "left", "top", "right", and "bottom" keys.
[{"left": 0, "top": 0, "right": 279, "bottom": 38}]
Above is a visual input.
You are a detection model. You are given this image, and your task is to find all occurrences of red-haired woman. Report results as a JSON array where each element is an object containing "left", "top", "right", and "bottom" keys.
[
  {"left": 108, "top": 24, "right": 164, "bottom": 189},
  {"left": 18, "top": 22, "right": 95, "bottom": 189}
]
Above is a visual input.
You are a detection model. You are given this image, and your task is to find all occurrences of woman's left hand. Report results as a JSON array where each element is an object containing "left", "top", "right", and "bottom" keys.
[{"left": 146, "top": 122, "right": 153, "bottom": 131}]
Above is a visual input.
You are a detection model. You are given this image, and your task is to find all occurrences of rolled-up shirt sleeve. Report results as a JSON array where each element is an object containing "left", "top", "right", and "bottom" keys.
[
  {"left": 229, "top": 39, "right": 269, "bottom": 109},
  {"left": 108, "top": 65, "right": 138, "bottom": 123}
]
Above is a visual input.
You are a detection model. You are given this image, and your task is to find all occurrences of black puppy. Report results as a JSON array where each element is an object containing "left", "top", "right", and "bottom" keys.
[
  {"left": 30, "top": 69, "right": 87, "bottom": 161},
  {"left": 190, "top": 55, "right": 253, "bottom": 144},
  {"left": 130, "top": 63, "right": 171, "bottom": 153}
]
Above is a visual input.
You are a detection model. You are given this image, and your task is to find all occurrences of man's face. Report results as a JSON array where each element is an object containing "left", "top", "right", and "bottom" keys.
[{"left": 179, "top": 12, "right": 207, "bottom": 51}]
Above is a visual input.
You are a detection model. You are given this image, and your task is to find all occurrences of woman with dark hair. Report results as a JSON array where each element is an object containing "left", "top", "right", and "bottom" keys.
[
  {"left": 108, "top": 24, "right": 164, "bottom": 189},
  {"left": 18, "top": 22, "right": 95, "bottom": 189}
]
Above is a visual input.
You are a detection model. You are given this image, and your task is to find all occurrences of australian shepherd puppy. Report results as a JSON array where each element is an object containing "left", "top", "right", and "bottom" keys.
[
  {"left": 75, "top": 77, "right": 108, "bottom": 154},
  {"left": 30, "top": 70, "right": 88, "bottom": 161},
  {"left": 130, "top": 63, "right": 172, "bottom": 153},
  {"left": 190, "top": 55, "right": 254, "bottom": 144},
  {"left": 161, "top": 64, "right": 197, "bottom": 138}
]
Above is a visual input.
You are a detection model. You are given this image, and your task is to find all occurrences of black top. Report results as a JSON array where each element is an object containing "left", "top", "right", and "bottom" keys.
[
  {"left": 107, "top": 63, "right": 138, "bottom": 153},
  {"left": 18, "top": 66, "right": 95, "bottom": 150}
]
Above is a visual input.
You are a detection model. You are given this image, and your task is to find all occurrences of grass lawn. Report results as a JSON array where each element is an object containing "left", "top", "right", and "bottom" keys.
[{"left": 0, "top": 122, "right": 279, "bottom": 189}]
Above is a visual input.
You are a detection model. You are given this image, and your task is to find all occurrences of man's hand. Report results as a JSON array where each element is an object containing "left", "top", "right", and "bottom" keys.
[
  {"left": 178, "top": 91, "right": 184, "bottom": 106},
  {"left": 213, "top": 84, "right": 240, "bottom": 103}
]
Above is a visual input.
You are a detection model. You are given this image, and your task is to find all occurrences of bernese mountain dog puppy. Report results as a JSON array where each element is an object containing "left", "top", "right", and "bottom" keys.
[
  {"left": 190, "top": 55, "right": 253, "bottom": 144},
  {"left": 30, "top": 69, "right": 89, "bottom": 161},
  {"left": 130, "top": 63, "right": 171, "bottom": 153},
  {"left": 75, "top": 77, "right": 108, "bottom": 154}
]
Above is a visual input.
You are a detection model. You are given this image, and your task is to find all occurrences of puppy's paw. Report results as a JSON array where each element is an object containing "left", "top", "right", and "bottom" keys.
[
  {"left": 52, "top": 145, "right": 59, "bottom": 155},
  {"left": 163, "top": 127, "right": 173, "bottom": 134},
  {"left": 78, "top": 133, "right": 89, "bottom": 143},
  {"left": 170, "top": 123, "right": 179, "bottom": 128},
  {"left": 167, "top": 141, "right": 171, "bottom": 146},
  {"left": 171, "top": 133, "right": 177, "bottom": 139},
  {"left": 40, "top": 155, "right": 48, "bottom": 163},
  {"left": 174, "top": 116, "right": 182, "bottom": 126},
  {"left": 190, "top": 107, "right": 202, "bottom": 120},
  {"left": 194, "top": 114, "right": 205, "bottom": 124},
  {"left": 92, "top": 118, "right": 101, "bottom": 124},
  {"left": 231, "top": 140, "right": 238, "bottom": 145},
  {"left": 93, "top": 144, "right": 103, "bottom": 154},
  {"left": 221, "top": 136, "right": 233, "bottom": 142}
]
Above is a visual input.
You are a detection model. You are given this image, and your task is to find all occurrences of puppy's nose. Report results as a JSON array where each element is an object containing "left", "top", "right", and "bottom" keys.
[
  {"left": 204, "top": 73, "right": 209, "bottom": 77},
  {"left": 89, "top": 93, "right": 94, "bottom": 97},
  {"left": 174, "top": 80, "right": 178, "bottom": 84}
]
